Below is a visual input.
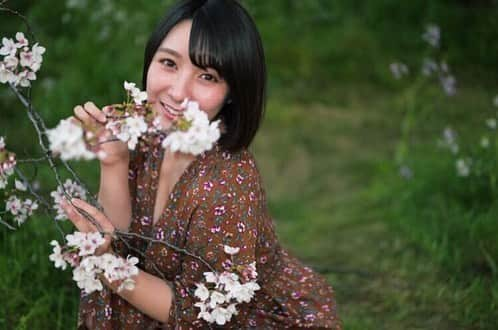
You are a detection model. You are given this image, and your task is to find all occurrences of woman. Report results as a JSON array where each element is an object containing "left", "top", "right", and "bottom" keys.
[{"left": 65, "top": 0, "right": 341, "bottom": 328}]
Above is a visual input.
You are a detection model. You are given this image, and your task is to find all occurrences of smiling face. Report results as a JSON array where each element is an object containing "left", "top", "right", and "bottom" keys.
[{"left": 146, "top": 20, "right": 229, "bottom": 129}]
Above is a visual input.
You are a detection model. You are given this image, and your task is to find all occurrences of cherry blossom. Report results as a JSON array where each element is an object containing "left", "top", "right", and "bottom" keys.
[
  {"left": 223, "top": 245, "right": 240, "bottom": 255},
  {"left": 47, "top": 118, "right": 96, "bottom": 161},
  {"left": 0, "top": 37, "right": 16, "bottom": 56},
  {"left": 194, "top": 283, "right": 210, "bottom": 301},
  {"left": 49, "top": 240, "right": 67, "bottom": 270},
  {"left": 107, "top": 114, "right": 147, "bottom": 150},
  {"left": 15, "top": 32, "right": 29, "bottom": 48},
  {"left": 124, "top": 81, "right": 147, "bottom": 105},
  {"left": 0, "top": 63, "right": 15, "bottom": 84},
  {"left": 437, "top": 126, "right": 459, "bottom": 154},
  {"left": 14, "top": 179, "right": 27, "bottom": 191},
  {"left": 0, "top": 32, "right": 45, "bottom": 87},
  {"left": 390, "top": 62, "right": 409, "bottom": 80},
  {"left": 50, "top": 179, "right": 87, "bottom": 220},
  {"left": 422, "top": 24, "right": 440, "bottom": 48},
  {"left": 485, "top": 118, "right": 496, "bottom": 130},
  {"left": 162, "top": 100, "right": 221, "bottom": 155},
  {"left": 194, "top": 247, "right": 260, "bottom": 325},
  {"left": 50, "top": 232, "right": 139, "bottom": 294},
  {"left": 4, "top": 195, "right": 38, "bottom": 225},
  {"left": 0, "top": 137, "right": 16, "bottom": 189},
  {"left": 456, "top": 158, "right": 471, "bottom": 177}
]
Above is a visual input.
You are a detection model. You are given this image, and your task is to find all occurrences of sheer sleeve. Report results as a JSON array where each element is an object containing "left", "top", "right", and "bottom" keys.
[{"left": 166, "top": 151, "right": 262, "bottom": 328}]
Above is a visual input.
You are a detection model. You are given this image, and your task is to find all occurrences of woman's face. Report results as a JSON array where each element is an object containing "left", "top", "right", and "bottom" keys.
[{"left": 146, "top": 20, "right": 229, "bottom": 129}]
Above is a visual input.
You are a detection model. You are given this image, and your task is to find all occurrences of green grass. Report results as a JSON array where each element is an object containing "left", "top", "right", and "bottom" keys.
[{"left": 0, "top": 218, "right": 78, "bottom": 329}]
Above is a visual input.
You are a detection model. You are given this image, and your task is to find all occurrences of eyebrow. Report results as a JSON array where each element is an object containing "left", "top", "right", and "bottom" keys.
[{"left": 157, "top": 47, "right": 181, "bottom": 57}]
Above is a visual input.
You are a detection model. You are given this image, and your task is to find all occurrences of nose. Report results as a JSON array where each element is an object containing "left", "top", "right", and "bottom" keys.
[{"left": 168, "top": 72, "right": 190, "bottom": 104}]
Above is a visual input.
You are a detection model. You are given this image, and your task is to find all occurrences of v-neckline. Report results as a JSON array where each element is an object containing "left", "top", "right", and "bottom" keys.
[{"left": 148, "top": 145, "right": 210, "bottom": 229}]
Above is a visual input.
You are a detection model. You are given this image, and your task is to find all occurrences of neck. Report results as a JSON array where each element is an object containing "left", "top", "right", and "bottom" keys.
[{"left": 160, "top": 150, "right": 195, "bottom": 175}]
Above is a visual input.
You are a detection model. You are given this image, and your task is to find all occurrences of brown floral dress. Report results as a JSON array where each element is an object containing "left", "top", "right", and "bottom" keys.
[{"left": 78, "top": 142, "right": 342, "bottom": 329}]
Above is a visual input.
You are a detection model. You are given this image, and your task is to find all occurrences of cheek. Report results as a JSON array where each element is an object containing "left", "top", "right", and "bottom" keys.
[
  {"left": 193, "top": 88, "right": 228, "bottom": 119},
  {"left": 146, "top": 65, "right": 166, "bottom": 100}
]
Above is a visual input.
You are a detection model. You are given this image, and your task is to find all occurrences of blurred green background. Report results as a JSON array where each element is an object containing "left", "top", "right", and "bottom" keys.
[{"left": 1, "top": 0, "right": 498, "bottom": 329}]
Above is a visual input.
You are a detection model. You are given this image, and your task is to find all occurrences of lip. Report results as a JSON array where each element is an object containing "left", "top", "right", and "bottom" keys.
[{"left": 159, "top": 101, "right": 183, "bottom": 120}]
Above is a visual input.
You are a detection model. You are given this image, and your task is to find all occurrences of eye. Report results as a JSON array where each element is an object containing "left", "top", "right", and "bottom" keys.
[
  {"left": 200, "top": 73, "right": 218, "bottom": 82},
  {"left": 160, "top": 58, "right": 176, "bottom": 69}
]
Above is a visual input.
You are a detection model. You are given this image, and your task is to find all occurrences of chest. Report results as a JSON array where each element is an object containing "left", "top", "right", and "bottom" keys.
[
  {"left": 152, "top": 176, "right": 176, "bottom": 224},
  {"left": 152, "top": 155, "right": 195, "bottom": 225}
]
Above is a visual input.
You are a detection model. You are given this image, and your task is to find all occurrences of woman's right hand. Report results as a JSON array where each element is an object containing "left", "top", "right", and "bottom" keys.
[{"left": 73, "top": 101, "right": 129, "bottom": 167}]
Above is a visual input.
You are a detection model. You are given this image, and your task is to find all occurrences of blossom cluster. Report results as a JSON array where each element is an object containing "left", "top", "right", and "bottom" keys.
[
  {"left": 437, "top": 100, "right": 498, "bottom": 178},
  {"left": 421, "top": 58, "right": 456, "bottom": 96},
  {"left": 390, "top": 62, "right": 409, "bottom": 80},
  {"left": 437, "top": 127, "right": 459, "bottom": 154},
  {"left": 5, "top": 195, "right": 39, "bottom": 226},
  {"left": 420, "top": 23, "right": 455, "bottom": 96},
  {"left": 0, "top": 137, "right": 38, "bottom": 226},
  {"left": 105, "top": 85, "right": 152, "bottom": 150},
  {"left": 50, "top": 179, "right": 87, "bottom": 220},
  {"left": 162, "top": 99, "right": 221, "bottom": 156},
  {"left": 389, "top": 24, "right": 456, "bottom": 96},
  {"left": 422, "top": 24, "right": 440, "bottom": 48},
  {"left": 0, "top": 32, "right": 45, "bottom": 87},
  {"left": 436, "top": 126, "right": 470, "bottom": 177},
  {"left": 47, "top": 118, "right": 97, "bottom": 161},
  {"left": 106, "top": 114, "right": 148, "bottom": 150},
  {"left": 193, "top": 245, "right": 260, "bottom": 325},
  {"left": 124, "top": 81, "right": 147, "bottom": 105},
  {"left": 49, "top": 231, "right": 139, "bottom": 294},
  {"left": 0, "top": 136, "right": 16, "bottom": 189},
  {"left": 103, "top": 82, "right": 156, "bottom": 150}
]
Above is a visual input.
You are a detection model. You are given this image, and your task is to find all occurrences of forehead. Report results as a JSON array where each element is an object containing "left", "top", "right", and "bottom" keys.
[{"left": 158, "top": 20, "right": 192, "bottom": 56}]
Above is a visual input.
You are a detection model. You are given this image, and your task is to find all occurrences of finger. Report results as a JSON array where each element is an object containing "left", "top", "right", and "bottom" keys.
[
  {"left": 68, "top": 116, "right": 82, "bottom": 125},
  {"left": 72, "top": 198, "right": 114, "bottom": 233},
  {"left": 74, "top": 105, "right": 94, "bottom": 125},
  {"left": 84, "top": 102, "right": 107, "bottom": 123},
  {"left": 61, "top": 199, "right": 96, "bottom": 232},
  {"left": 102, "top": 105, "right": 113, "bottom": 115}
]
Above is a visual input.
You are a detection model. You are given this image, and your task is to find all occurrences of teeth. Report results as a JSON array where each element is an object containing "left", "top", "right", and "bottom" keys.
[
  {"left": 168, "top": 107, "right": 181, "bottom": 115},
  {"left": 161, "top": 102, "right": 182, "bottom": 118}
]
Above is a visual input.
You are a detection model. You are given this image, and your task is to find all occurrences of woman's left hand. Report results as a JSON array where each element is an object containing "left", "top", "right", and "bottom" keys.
[{"left": 62, "top": 198, "right": 115, "bottom": 255}]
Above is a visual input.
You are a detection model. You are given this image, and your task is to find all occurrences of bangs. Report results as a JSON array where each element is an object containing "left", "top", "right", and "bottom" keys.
[{"left": 189, "top": 10, "right": 228, "bottom": 77}]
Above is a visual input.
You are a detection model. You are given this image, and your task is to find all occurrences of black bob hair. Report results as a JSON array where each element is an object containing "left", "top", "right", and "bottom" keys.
[{"left": 142, "top": 0, "right": 267, "bottom": 153}]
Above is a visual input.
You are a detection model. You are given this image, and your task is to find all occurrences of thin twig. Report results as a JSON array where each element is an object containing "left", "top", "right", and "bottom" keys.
[
  {"left": 8, "top": 83, "right": 99, "bottom": 205},
  {"left": 13, "top": 167, "right": 66, "bottom": 240},
  {"left": 16, "top": 156, "right": 46, "bottom": 163},
  {"left": 115, "top": 230, "right": 216, "bottom": 273},
  {"left": 0, "top": 217, "right": 16, "bottom": 230},
  {"left": 0, "top": 4, "right": 37, "bottom": 42},
  {"left": 115, "top": 235, "right": 167, "bottom": 280}
]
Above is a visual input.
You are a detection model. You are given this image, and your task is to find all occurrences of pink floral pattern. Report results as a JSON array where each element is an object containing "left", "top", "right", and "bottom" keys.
[{"left": 78, "top": 142, "right": 341, "bottom": 329}]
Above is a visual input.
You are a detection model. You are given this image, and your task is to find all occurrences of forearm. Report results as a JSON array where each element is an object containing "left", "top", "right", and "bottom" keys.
[
  {"left": 107, "top": 268, "right": 174, "bottom": 324},
  {"left": 98, "top": 162, "right": 132, "bottom": 231}
]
